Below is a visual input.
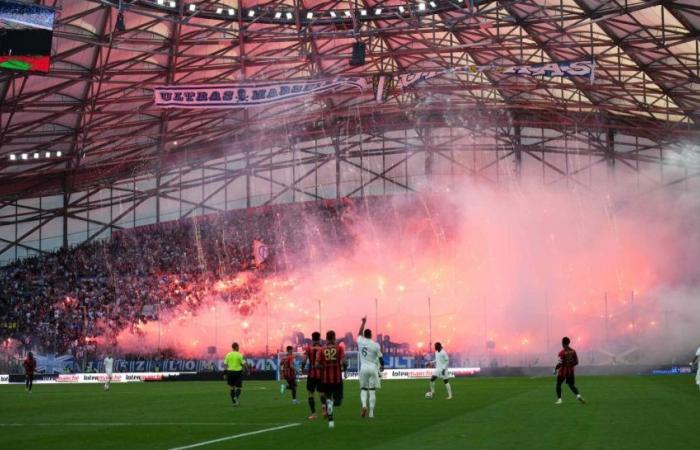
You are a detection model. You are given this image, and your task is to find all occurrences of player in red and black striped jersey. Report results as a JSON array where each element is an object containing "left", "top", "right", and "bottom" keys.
[
  {"left": 316, "top": 330, "right": 347, "bottom": 429},
  {"left": 280, "top": 346, "right": 299, "bottom": 404},
  {"left": 23, "top": 352, "right": 36, "bottom": 393},
  {"left": 301, "top": 331, "right": 324, "bottom": 419},
  {"left": 554, "top": 336, "right": 585, "bottom": 405}
]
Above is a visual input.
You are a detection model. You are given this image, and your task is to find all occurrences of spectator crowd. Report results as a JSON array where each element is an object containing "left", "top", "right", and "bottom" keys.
[{"left": 0, "top": 199, "right": 355, "bottom": 358}]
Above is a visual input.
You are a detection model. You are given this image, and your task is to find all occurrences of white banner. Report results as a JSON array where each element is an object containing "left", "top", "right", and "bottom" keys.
[
  {"left": 397, "top": 61, "right": 595, "bottom": 90},
  {"left": 0, "top": 372, "right": 189, "bottom": 385},
  {"left": 343, "top": 367, "right": 480, "bottom": 380},
  {"left": 154, "top": 77, "right": 368, "bottom": 109}
]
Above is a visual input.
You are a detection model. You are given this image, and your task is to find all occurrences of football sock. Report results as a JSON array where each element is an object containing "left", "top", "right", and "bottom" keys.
[
  {"left": 291, "top": 387, "right": 297, "bottom": 400},
  {"left": 308, "top": 397, "right": 316, "bottom": 413},
  {"left": 445, "top": 382, "right": 452, "bottom": 397},
  {"left": 430, "top": 381, "right": 435, "bottom": 394},
  {"left": 369, "top": 390, "right": 376, "bottom": 413},
  {"left": 235, "top": 388, "right": 241, "bottom": 399},
  {"left": 326, "top": 399, "right": 334, "bottom": 420},
  {"left": 556, "top": 382, "right": 563, "bottom": 398},
  {"left": 361, "top": 389, "right": 368, "bottom": 408},
  {"left": 229, "top": 390, "right": 236, "bottom": 404}
]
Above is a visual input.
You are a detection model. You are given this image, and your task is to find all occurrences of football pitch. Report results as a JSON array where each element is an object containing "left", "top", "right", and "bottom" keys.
[{"left": 1, "top": 376, "right": 698, "bottom": 450}]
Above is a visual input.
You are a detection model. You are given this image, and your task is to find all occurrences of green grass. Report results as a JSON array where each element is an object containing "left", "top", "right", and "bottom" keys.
[{"left": 1, "top": 376, "right": 699, "bottom": 450}]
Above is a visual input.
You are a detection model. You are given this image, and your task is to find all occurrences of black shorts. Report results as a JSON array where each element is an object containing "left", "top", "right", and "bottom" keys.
[
  {"left": 227, "top": 371, "right": 242, "bottom": 388},
  {"left": 557, "top": 374, "right": 575, "bottom": 385},
  {"left": 321, "top": 382, "right": 343, "bottom": 405},
  {"left": 306, "top": 377, "right": 321, "bottom": 393},
  {"left": 284, "top": 376, "right": 297, "bottom": 388}
]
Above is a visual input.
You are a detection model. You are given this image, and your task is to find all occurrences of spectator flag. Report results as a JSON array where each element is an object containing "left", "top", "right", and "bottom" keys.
[{"left": 253, "top": 239, "right": 269, "bottom": 267}]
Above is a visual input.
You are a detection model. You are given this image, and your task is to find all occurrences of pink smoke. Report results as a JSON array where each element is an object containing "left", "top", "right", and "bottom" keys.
[{"left": 116, "top": 177, "right": 700, "bottom": 363}]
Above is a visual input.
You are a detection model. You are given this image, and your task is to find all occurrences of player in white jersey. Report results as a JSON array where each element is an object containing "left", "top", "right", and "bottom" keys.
[
  {"left": 427, "top": 342, "right": 452, "bottom": 399},
  {"left": 357, "top": 316, "right": 384, "bottom": 418},
  {"left": 103, "top": 352, "right": 114, "bottom": 391},
  {"left": 691, "top": 344, "right": 700, "bottom": 390}
]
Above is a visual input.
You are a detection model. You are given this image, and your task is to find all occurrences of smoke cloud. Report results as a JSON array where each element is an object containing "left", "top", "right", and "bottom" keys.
[{"left": 116, "top": 169, "right": 700, "bottom": 365}]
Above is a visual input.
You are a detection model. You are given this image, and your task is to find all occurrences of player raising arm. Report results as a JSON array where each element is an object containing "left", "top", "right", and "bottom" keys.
[
  {"left": 224, "top": 342, "right": 247, "bottom": 407},
  {"left": 358, "top": 316, "right": 384, "bottom": 418},
  {"left": 554, "top": 336, "right": 585, "bottom": 405},
  {"left": 301, "top": 331, "right": 324, "bottom": 419},
  {"left": 427, "top": 342, "right": 452, "bottom": 400}
]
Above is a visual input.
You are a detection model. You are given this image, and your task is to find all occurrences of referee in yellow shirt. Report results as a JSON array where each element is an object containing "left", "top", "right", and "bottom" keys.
[{"left": 224, "top": 342, "right": 247, "bottom": 406}]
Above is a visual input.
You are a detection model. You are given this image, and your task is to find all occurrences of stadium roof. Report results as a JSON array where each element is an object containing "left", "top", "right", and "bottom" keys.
[{"left": 0, "top": 0, "right": 699, "bottom": 200}]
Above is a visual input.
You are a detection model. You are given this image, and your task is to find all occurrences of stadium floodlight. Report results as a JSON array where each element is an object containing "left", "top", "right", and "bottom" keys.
[
  {"left": 33, "top": 153, "right": 40, "bottom": 159},
  {"left": 344, "top": 10, "right": 352, "bottom": 17},
  {"left": 418, "top": 3, "right": 426, "bottom": 11},
  {"left": 228, "top": 8, "right": 235, "bottom": 16},
  {"left": 156, "top": 0, "right": 164, "bottom": 5},
  {"left": 275, "top": 11, "right": 282, "bottom": 19},
  {"left": 169, "top": 1, "right": 176, "bottom": 8},
  {"left": 374, "top": 8, "right": 382, "bottom": 15},
  {"left": 306, "top": 12, "right": 313, "bottom": 19},
  {"left": 188, "top": 4, "right": 195, "bottom": 12},
  {"left": 56, "top": 151, "right": 62, "bottom": 157},
  {"left": 45, "top": 152, "right": 51, "bottom": 158},
  {"left": 329, "top": 11, "right": 337, "bottom": 18},
  {"left": 286, "top": 12, "right": 293, "bottom": 20},
  {"left": 9, "top": 154, "right": 16, "bottom": 161},
  {"left": 399, "top": 5, "right": 406, "bottom": 13},
  {"left": 21, "top": 153, "right": 28, "bottom": 160},
  {"left": 216, "top": 7, "right": 223, "bottom": 14},
  {"left": 360, "top": 9, "right": 367, "bottom": 16},
  {"left": 248, "top": 9, "right": 255, "bottom": 17},
  {"left": 429, "top": 1, "right": 437, "bottom": 8}
]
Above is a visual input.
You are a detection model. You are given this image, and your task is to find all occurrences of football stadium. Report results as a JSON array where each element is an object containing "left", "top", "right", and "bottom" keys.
[{"left": 1, "top": 0, "right": 700, "bottom": 449}]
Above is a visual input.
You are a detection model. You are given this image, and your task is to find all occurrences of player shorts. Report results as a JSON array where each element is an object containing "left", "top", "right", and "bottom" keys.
[
  {"left": 306, "top": 377, "right": 321, "bottom": 392},
  {"left": 321, "top": 382, "right": 344, "bottom": 405},
  {"left": 557, "top": 374, "right": 575, "bottom": 386},
  {"left": 433, "top": 367, "right": 449, "bottom": 380},
  {"left": 359, "top": 366, "right": 379, "bottom": 389},
  {"left": 284, "top": 375, "right": 297, "bottom": 388},
  {"left": 227, "top": 370, "right": 243, "bottom": 388}
]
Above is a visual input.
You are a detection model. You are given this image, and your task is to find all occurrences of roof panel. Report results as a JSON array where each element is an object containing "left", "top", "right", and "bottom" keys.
[{"left": 0, "top": 0, "right": 697, "bottom": 199}]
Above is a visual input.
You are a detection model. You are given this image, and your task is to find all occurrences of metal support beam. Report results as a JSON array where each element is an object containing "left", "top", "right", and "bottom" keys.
[{"left": 514, "top": 125, "right": 522, "bottom": 180}]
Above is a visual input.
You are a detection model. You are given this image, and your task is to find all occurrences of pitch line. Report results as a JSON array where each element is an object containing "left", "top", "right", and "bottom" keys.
[
  {"left": 167, "top": 423, "right": 300, "bottom": 450},
  {"left": 0, "top": 422, "right": 289, "bottom": 427}
]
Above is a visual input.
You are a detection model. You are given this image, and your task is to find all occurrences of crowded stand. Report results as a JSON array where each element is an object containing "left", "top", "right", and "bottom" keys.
[{"left": 0, "top": 199, "right": 354, "bottom": 362}]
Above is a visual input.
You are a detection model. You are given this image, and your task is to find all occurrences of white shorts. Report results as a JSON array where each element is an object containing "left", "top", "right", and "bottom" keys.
[
  {"left": 433, "top": 367, "right": 449, "bottom": 380},
  {"left": 696, "top": 371, "right": 700, "bottom": 385},
  {"left": 359, "top": 365, "right": 380, "bottom": 390}
]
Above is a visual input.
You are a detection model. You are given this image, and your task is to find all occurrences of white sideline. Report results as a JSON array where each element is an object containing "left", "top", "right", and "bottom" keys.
[
  {"left": 0, "top": 422, "right": 289, "bottom": 427},
  {"left": 167, "top": 423, "right": 300, "bottom": 450}
]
